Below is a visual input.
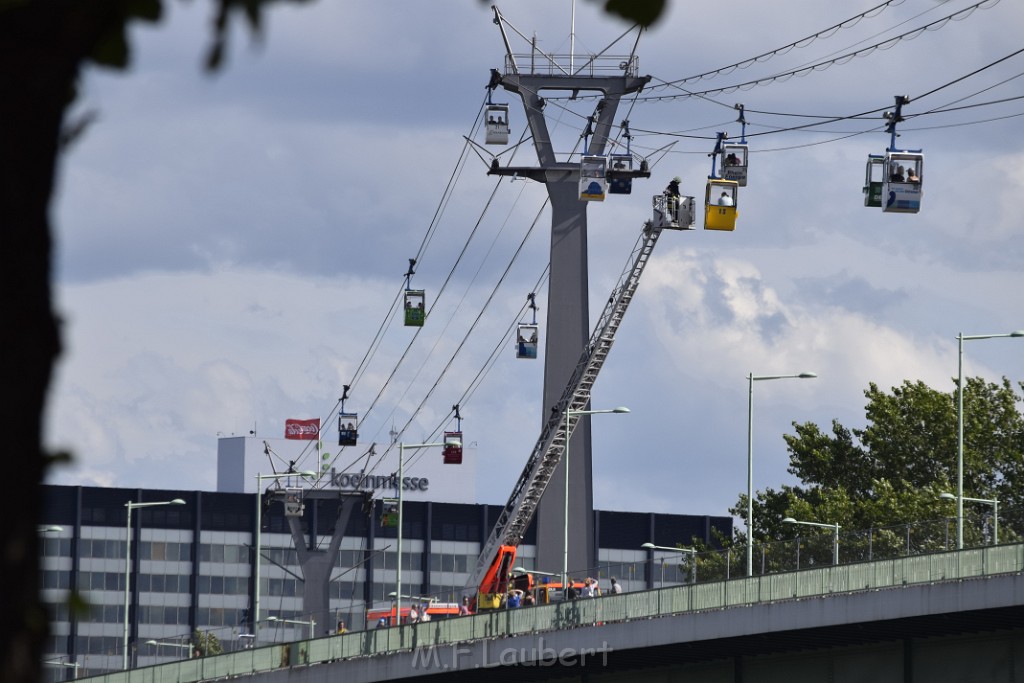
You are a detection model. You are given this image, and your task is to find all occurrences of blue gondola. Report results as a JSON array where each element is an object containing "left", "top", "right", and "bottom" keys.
[
  {"left": 338, "top": 386, "right": 358, "bottom": 447},
  {"left": 338, "top": 412, "right": 358, "bottom": 447},
  {"left": 516, "top": 324, "right": 538, "bottom": 359},
  {"left": 607, "top": 154, "right": 634, "bottom": 195}
]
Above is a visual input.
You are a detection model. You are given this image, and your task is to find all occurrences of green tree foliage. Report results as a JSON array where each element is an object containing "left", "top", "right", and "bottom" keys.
[
  {"left": 192, "top": 629, "right": 223, "bottom": 657},
  {"left": 729, "top": 378, "right": 1024, "bottom": 556}
]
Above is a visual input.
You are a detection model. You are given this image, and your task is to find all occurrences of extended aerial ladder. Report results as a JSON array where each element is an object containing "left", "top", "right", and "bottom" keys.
[{"left": 469, "top": 219, "right": 668, "bottom": 609}]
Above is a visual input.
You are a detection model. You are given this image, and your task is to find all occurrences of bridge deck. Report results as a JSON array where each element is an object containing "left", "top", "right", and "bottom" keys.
[{"left": 81, "top": 544, "right": 1024, "bottom": 682}]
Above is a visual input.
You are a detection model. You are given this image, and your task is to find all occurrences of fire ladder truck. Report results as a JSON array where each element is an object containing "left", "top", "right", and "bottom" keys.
[{"left": 469, "top": 212, "right": 679, "bottom": 610}]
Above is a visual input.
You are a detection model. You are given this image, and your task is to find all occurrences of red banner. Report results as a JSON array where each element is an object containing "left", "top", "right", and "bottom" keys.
[{"left": 284, "top": 418, "right": 320, "bottom": 440}]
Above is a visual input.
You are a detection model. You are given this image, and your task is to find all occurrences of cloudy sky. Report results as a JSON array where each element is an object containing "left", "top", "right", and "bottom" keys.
[{"left": 46, "top": 0, "right": 1023, "bottom": 523}]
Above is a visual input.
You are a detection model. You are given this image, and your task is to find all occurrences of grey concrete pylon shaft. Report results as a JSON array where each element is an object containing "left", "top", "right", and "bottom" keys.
[
  {"left": 537, "top": 179, "right": 594, "bottom": 580},
  {"left": 493, "top": 71, "right": 649, "bottom": 578}
]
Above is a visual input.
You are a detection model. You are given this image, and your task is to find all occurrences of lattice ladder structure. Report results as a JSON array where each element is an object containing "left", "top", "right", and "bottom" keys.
[{"left": 468, "top": 221, "right": 665, "bottom": 595}]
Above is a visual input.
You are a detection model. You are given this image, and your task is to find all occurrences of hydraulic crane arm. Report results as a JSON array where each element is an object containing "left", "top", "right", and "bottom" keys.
[{"left": 469, "top": 220, "right": 665, "bottom": 606}]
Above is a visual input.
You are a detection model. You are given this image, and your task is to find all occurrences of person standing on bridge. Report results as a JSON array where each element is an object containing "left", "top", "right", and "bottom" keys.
[{"left": 610, "top": 577, "right": 623, "bottom": 594}]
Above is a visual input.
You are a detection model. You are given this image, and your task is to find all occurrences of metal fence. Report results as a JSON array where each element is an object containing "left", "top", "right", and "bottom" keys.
[{"left": 77, "top": 542, "right": 1024, "bottom": 683}]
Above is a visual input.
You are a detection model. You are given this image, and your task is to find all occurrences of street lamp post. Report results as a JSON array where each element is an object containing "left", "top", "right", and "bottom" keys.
[
  {"left": 747, "top": 373, "right": 816, "bottom": 576},
  {"left": 564, "top": 407, "right": 629, "bottom": 590},
  {"left": 144, "top": 639, "right": 193, "bottom": 660},
  {"left": 254, "top": 471, "right": 315, "bottom": 644},
  {"left": 44, "top": 658, "right": 81, "bottom": 680},
  {"left": 123, "top": 498, "right": 185, "bottom": 670},
  {"left": 396, "top": 438, "right": 459, "bottom": 626},
  {"left": 267, "top": 615, "right": 316, "bottom": 640},
  {"left": 641, "top": 542, "right": 698, "bottom": 585},
  {"left": 955, "top": 330, "right": 1022, "bottom": 549},
  {"left": 782, "top": 517, "right": 840, "bottom": 565},
  {"left": 939, "top": 492, "right": 999, "bottom": 545}
]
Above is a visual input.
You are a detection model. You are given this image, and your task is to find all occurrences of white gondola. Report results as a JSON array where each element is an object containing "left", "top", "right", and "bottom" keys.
[
  {"left": 863, "top": 154, "right": 885, "bottom": 207},
  {"left": 607, "top": 154, "right": 634, "bottom": 195},
  {"left": 516, "top": 323, "right": 539, "bottom": 359},
  {"left": 338, "top": 412, "right": 358, "bottom": 447},
  {"left": 404, "top": 289, "right": 426, "bottom": 327},
  {"left": 881, "top": 151, "right": 923, "bottom": 214},
  {"left": 720, "top": 143, "right": 749, "bottom": 187},
  {"left": 485, "top": 104, "right": 510, "bottom": 145},
  {"left": 283, "top": 488, "right": 304, "bottom": 517},
  {"left": 579, "top": 155, "right": 608, "bottom": 202}
]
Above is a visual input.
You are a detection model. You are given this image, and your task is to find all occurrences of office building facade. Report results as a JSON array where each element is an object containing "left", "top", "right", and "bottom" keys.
[{"left": 39, "top": 484, "right": 731, "bottom": 679}]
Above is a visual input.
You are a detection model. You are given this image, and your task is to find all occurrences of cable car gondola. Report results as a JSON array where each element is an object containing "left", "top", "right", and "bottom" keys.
[
  {"left": 338, "top": 412, "right": 358, "bottom": 447},
  {"left": 579, "top": 155, "right": 608, "bottom": 202},
  {"left": 403, "top": 258, "right": 425, "bottom": 327},
  {"left": 704, "top": 134, "right": 738, "bottom": 231},
  {"left": 516, "top": 293, "right": 540, "bottom": 359},
  {"left": 878, "top": 96, "right": 924, "bottom": 214},
  {"left": 608, "top": 121, "right": 642, "bottom": 195},
  {"left": 863, "top": 154, "right": 885, "bottom": 207},
  {"left": 720, "top": 143, "right": 748, "bottom": 187},
  {"left": 516, "top": 324, "right": 538, "bottom": 359},
  {"left": 719, "top": 105, "right": 749, "bottom": 187},
  {"left": 485, "top": 103, "right": 510, "bottom": 145},
  {"left": 607, "top": 154, "right": 634, "bottom": 195},
  {"left": 443, "top": 431, "right": 463, "bottom": 464},
  {"left": 338, "top": 385, "right": 358, "bottom": 447},
  {"left": 443, "top": 407, "right": 464, "bottom": 465},
  {"left": 404, "top": 290, "right": 425, "bottom": 326},
  {"left": 705, "top": 179, "right": 738, "bottom": 231},
  {"left": 882, "top": 150, "right": 923, "bottom": 214}
]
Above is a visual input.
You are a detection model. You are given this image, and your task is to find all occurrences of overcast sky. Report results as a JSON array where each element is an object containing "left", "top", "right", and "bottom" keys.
[{"left": 46, "top": 0, "right": 1024, "bottom": 524}]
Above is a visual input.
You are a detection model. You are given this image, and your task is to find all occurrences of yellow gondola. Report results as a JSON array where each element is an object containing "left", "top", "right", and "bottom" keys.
[{"left": 704, "top": 179, "right": 738, "bottom": 231}]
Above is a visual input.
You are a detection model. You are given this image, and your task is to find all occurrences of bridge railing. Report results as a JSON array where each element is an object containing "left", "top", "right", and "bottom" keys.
[{"left": 78, "top": 544, "right": 1024, "bottom": 683}]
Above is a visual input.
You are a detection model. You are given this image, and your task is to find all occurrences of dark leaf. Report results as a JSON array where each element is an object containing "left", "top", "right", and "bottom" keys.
[{"left": 602, "top": 0, "right": 666, "bottom": 28}]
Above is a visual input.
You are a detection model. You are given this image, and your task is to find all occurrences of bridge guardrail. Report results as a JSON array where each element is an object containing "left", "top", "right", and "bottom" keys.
[{"left": 79, "top": 544, "right": 1023, "bottom": 683}]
